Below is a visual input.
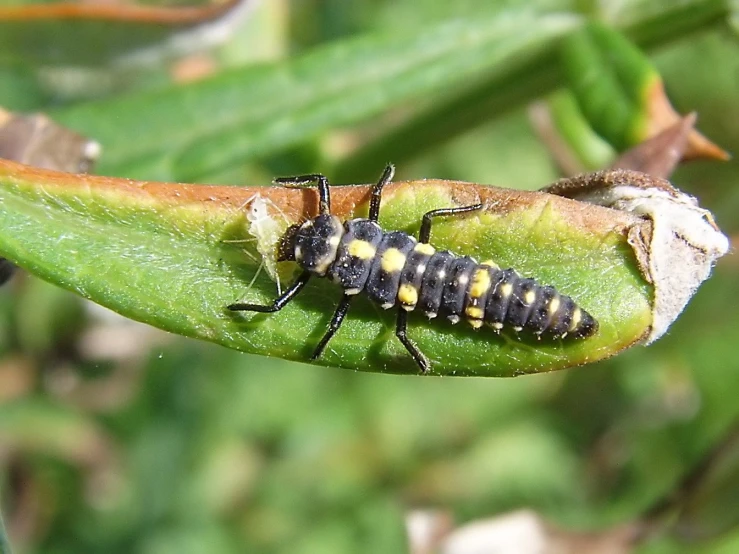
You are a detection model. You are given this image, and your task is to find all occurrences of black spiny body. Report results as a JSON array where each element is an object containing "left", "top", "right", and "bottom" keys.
[{"left": 228, "top": 165, "right": 599, "bottom": 373}]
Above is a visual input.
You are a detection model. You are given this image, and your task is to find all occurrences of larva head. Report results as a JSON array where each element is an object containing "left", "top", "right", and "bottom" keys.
[{"left": 289, "top": 214, "right": 344, "bottom": 276}]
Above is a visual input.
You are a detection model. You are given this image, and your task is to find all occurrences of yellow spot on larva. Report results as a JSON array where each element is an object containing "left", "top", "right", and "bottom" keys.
[
  {"left": 414, "top": 243, "right": 435, "bottom": 256},
  {"left": 348, "top": 239, "right": 376, "bottom": 260},
  {"left": 524, "top": 290, "right": 536, "bottom": 305},
  {"left": 398, "top": 284, "right": 418, "bottom": 306},
  {"left": 569, "top": 308, "right": 582, "bottom": 331},
  {"left": 548, "top": 296, "right": 560, "bottom": 315},
  {"left": 381, "top": 248, "right": 406, "bottom": 273},
  {"left": 469, "top": 268, "right": 491, "bottom": 298},
  {"left": 481, "top": 259, "right": 499, "bottom": 269},
  {"left": 465, "top": 306, "right": 484, "bottom": 320},
  {"left": 500, "top": 283, "right": 513, "bottom": 298},
  {"left": 469, "top": 319, "right": 483, "bottom": 329}
]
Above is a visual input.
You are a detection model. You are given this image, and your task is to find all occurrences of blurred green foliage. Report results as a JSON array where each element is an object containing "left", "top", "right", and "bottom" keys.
[{"left": 0, "top": 1, "right": 738, "bottom": 553}]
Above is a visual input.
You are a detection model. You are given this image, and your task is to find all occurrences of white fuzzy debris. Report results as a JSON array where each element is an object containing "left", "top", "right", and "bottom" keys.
[
  {"left": 578, "top": 185, "right": 729, "bottom": 343},
  {"left": 440, "top": 510, "right": 549, "bottom": 554},
  {"left": 118, "top": 0, "right": 258, "bottom": 69},
  {"left": 246, "top": 195, "right": 288, "bottom": 289}
]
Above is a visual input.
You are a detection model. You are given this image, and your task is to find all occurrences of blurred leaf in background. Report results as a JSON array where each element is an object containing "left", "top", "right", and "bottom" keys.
[{"left": 0, "top": 1, "right": 738, "bottom": 553}]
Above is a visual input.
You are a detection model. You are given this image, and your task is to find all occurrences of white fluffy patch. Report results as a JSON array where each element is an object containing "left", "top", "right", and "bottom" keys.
[
  {"left": 245, "top": 195, "right": 290, "bottom": 293},
  {"left": 578, "top": 185, "right": 729, "bottom": 343}
]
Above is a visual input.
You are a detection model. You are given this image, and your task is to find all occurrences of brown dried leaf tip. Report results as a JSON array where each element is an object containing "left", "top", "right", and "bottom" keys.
[
  {"left": 544, "top": 169, "right": 729, "bottom": 343},
  {"left": 643, "top": 80, "right": 729, "bottom": 162},
  {"left": 0, "top": 107, "right": 101, "bottom": 285},
  {"left": 0, "top": 107, "right": 100, "bottom": 174},
  {"left": 611, "top": 114, "right": 697, "bottom": 179}
]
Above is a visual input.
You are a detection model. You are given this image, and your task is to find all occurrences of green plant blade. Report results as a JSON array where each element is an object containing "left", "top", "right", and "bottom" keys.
[
  {"left": 50, "top": 11, "right": 581, "bottom": 182},
  {"left": 546, "top": 89, "right": 616, "bottom": 171},
  {"left": 0, "top": 159, "right": 652, "bottom": 376},
  {"left": 561, "top": 22, "right": 660, "bottom": 151},
  {"left": 333, "top": 0, "right": 728, "bottom": 180},
  {"left": 40, "top": 1, "right": 727, "bottom": 184}
]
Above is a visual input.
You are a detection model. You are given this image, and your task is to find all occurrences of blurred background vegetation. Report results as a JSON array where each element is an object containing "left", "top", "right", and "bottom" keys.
[{"left": 0, "top": 0, "right": 738, "bottom": 553}]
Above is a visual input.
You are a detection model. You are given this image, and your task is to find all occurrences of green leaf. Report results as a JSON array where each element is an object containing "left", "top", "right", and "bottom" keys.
[
  {"left": 36, "top": 1, "right": 727, "bottom": 184},
  {"left": 51, "top": 11, "right": 582, "bottom": 181},
  {"left": 560, "top": 21, "right": 729, "bottom": 163},
  {"left": 546, "top": 89, "right": 616, "bottom": 171},
  {"left": 0, "top": 159, "right": 651, "bottom": 376},
  {"left": 609, "top": 0, "right": 728, "bottom": 46},
  {"left": 334, "top": 0, "right": 728, "bottom": 180},
  {"left": 561, "top": 21, "right": 660, "bottom": 150}
]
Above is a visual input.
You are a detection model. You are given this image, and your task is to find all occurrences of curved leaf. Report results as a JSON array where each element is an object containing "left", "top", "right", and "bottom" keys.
[
  {"left": 560, "top": 22, "right": 728, "bottom": 161},
  {"left": 0, "top": 159, "right": 651, "bottom": 376},
  {"left": 561, "top": 22, "right": 660, "bottom": 151}
]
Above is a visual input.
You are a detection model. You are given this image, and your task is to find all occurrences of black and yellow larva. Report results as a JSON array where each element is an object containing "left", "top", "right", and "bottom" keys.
[{"left": 228, "top": 165, "right": 598, "bottom": 373}]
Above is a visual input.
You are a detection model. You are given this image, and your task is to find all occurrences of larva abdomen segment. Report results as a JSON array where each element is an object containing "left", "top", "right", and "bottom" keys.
[
  {"left": 440, "top": 257, "right": 477, "bottom": 324},
  {"left": 397, "top": 243, "right": 436, "bottom": 311},
  {"left": 328, "top": 218, "right": 382, "bottom": 294},
  {"left": 483, "top": 268, "right": 517, "bottom": 330},
  {"left": 463, "top": 263, "right": 497, "bottom": 329},
  {"left": 524, "top": 285, "right": 558, "bottom": 334},
  {"left": 505, "top": 277, "right": 539, "bottom": 331},
  {"left": 416, "top": 250, "right": 455, "bottom": 318},
  {"left": 365, "top": 231, "right": 417, "bottom": 308}
]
